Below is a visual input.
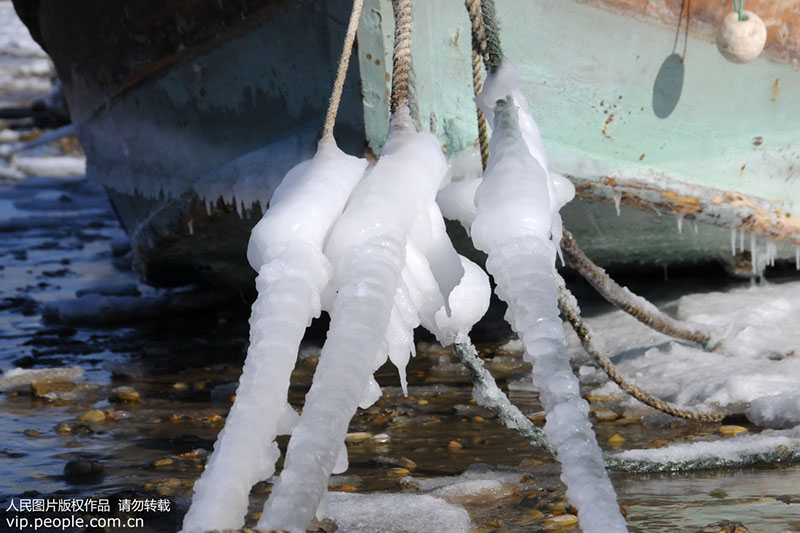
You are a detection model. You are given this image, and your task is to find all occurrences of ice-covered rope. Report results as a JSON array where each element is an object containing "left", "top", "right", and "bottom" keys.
[
  {"left": 452, "top": 341, "right": 555, "bottom": 453},
  {"left": 471, "top": 94, "right": 627, "bottom": 531},
  {"left": 557, "top": 284, "right": 725, "bottom": 423},
  {"left": 390, "top": 0, "right": 413, "bottom": 112},
  {"left": 322, "top": 0, "right": 365, "bottom": 140},
  {"left": 560, "top": 230, "right": 715, "bottom": 345},
  {"left": 259, "top": 236, "right": 407, "bottom": 532},
  {"left": 181, "top": 144, "right": 366, "bottom": 533}
]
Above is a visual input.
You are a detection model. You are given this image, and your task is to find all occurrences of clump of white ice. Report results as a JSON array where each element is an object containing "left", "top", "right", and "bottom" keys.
[
  {"left": 746, "top": 391, "right": 800, "bottom": 429},
  {"left": 323, "top": 492, "right": 472, "bottom": 533},
  {"left": 258, "top": 108, "right": 490, "bottom": 533},
  {"left": 563, "top": 280, "right": 800, "bottom": 425},
  {"left": 0, "top": 366, "right": 83, "bottom": 392},
  {"left": 182, "top": 140, "right": 366, "bottom": 533}
]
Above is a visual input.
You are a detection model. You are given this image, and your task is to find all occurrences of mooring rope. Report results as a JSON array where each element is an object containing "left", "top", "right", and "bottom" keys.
[
  {"left": 390, "top": 0, "right": 414, "bottom": 113},
  {"left": 558, "top": 284, "right": 725, "bottom": 423},
  {"left": 561, "top": 230, "right": 715, "bottom": 344},
  {"left": 322, "top": 0, "right": 365, "bottom": 140},
  {"left": 478, "top": 0, "right": 503, "bottom": 73},
  {"left": 452, "top": 340, "right": 555, "bottom": 454},
  {"left": 465, "top": 0, "right": 490, "bottom": 169}
]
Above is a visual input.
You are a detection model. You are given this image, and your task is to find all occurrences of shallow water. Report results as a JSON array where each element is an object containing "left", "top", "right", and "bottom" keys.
[{"left": 0, "top": 170, "right": 799, "bottom": 533}]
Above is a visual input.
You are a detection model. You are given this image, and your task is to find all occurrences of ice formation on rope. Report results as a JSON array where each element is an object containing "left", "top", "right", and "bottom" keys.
[
  {"left": 181, "top": 140, "right": 366, "bottom": 533},
  {"left": 470, "top": 60, "right": 626, "bottom": 533},
  {"left": 255, "top": 107, "right": 489, "bottom": 532}
]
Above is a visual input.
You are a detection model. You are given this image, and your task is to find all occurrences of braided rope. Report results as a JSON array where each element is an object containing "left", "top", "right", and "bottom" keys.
[
  {"left": 465, "top": 0, "right": 490, "bottom": 169},
  {"left": 558, "top": 285, "right": 725, "bottom": 423},
  {"left": 561, "top": 230, "right": 714, "bottom": 345},
  {"left": 322, "top": 0, "right": 365, "bottom": 140},
  {"left": 390, "top": 0, "right": 413, "bottom": 113},
  {"left": 479, "top": 0, "right": 503, "bottom": 72}
]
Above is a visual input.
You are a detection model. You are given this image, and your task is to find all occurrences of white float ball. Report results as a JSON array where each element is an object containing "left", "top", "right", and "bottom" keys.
[{"left": 716, "top": 10, "right": 767, "bottom": 63}]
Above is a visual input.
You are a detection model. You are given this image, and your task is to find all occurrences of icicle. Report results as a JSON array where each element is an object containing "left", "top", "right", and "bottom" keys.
[
  {"left": 767, "top": 241, "right": 776, "bottom": 267},
  {"left": 693, "top": 221, "right": 698, "bottom": 234},
  {"left": 676, "top": 214, "right": 683, "bottom": 234},
  {"left": 472, "top": 62, "right": 626, "bottom": 533},
  {"left": 751, "top": 233, "right": 757, "bottom": 274},
  {"left": 188, "top": 219, "right": 194, "bottom": 236},
  {"left": 181, "top": 140, "right": 366, "bottom": 533},
  {"left": 730, "top": 228, "right": 736, "bottom": 256},
  {"left": 612, "top": 190, "right": 621, "bottom": 216},
  {"left": 739, "top": 229, "right": 744, "bottom": 253},
  {"left": 796, "top": 245, "right": 799, "bottom": 270}
]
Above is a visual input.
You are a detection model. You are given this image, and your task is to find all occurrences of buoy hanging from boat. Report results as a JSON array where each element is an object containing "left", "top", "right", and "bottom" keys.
[{"left": 715, "top": 1, "right": 766, "bottom": 63}]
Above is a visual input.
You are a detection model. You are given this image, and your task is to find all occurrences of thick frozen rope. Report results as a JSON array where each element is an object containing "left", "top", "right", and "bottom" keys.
[
  {"left": 557, "top": 284, "right": 725, "bottom": 423},
  {"left": 390, "top": 0, "right": 413, "bottom": 112},
  {"left": 561, "top": 230, "right": 715, "bottom": 345},
  {"left": 322, "top": 0, "right": 365, "bottom": 140}
]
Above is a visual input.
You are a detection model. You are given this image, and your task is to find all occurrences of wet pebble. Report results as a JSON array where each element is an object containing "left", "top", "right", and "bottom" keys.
[
  {"left": 447, "top": 440, "right": 463, "bottom": 451},
  {"left": 111, "top": 386, "right": 141, "bottom": 402},
  {"left": 607, "top": 434, "right": 625, "bottom": 446},
  {"left": 372, "top": 433, "right": 391, "bottom": 443},
  {"left": 31, "top": 381, "right": 76, "bottom": 397},
  {"left": 719, "top": 425, "right": 748, "bottom": 436},
  {"left": 345, "top": 432, "right": 372, "bottom": 443},
  {"left": 544, "top": 513, "right": 578, "bottom": 526},
  {"left": 64, "top": 459, "right": 104, "bottom": 483},
  {"left": 377, "top": 456, "right": 417, "bottom": 470},
  {"left": 78, "top": 409, "right": 106, "bottom": 423},
  {"left": 593, "top": 409, "right": 619, "bottom": 422}
]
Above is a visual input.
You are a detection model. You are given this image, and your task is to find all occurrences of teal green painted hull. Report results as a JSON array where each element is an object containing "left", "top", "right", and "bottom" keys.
[
  {"left": 29, "top": 0, "right": 800, "bottom": 288},
  {"left": 358, "top": 0, "right": 799, "bottom": 207}
]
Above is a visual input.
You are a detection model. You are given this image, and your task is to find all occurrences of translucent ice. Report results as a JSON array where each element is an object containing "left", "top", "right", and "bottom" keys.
[
  {"left": 182, "top": 140, "right": 366, "bottom": 533},
  {"left": 471, "top": 62, "right": 626, "bottom": 532}
]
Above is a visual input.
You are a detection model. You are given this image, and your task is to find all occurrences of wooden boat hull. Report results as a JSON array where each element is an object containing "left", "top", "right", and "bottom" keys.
[{"left": 19, "top": 0, "right": 800, "bottom": 289}]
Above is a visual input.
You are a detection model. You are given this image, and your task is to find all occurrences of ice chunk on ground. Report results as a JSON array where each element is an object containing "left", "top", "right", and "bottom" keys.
[
  {"left": 0, "top": 367, "right": 83, "bottom": 392},
  {"left": 12, "top": 156, "right": 86, "bottom": 177},
  {"left": 611, "top": 426, "right": 800, "bottom": 469},
  {"left": 746, "top": 391, "right": 800, "bottom": 429},
  {"left": 568, "top": 280, "right": 800, "bottom": 419},
  {"left": 323, "top": 492, "right": 471, "bottom": 533}
]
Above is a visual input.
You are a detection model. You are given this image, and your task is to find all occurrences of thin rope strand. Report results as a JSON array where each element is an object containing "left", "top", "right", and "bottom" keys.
[{"left": 322, "top": 0, "right": 365, "bottom": 140}]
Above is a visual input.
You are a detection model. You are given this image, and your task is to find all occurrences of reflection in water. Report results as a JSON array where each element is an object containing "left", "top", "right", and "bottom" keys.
[{"left": 652, "top": 53, "right": 685, "bottom": 119}]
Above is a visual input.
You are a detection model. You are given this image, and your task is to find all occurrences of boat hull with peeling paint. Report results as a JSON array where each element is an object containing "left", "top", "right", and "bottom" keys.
[{"left": 16, "top": 0, "right": 800, "bottom": 288}]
